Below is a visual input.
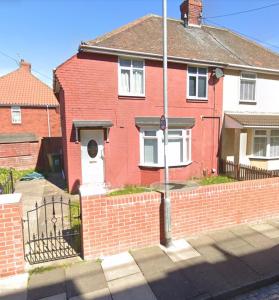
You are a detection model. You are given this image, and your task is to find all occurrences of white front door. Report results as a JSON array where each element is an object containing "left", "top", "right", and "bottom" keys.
[{"left": 80, "top": 130, "right": 105, "bottom": 191}]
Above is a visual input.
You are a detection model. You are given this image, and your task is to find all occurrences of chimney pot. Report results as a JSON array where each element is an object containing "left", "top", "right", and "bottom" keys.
[
  {"left": 180, "top": 0, "right": 203, "bottom": 27},
  {"left": 20, "top": 59, "right": 31, "bottom": 72}
]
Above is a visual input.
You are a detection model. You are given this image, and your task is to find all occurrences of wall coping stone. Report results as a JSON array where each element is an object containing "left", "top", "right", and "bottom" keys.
[{"left": 0, "top": 193, "right": 22, "bottom": 205}]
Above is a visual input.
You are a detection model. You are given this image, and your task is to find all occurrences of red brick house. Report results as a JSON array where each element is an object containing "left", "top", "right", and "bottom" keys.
[
  {"left": 0, "top": 60, "right": 61, "bottom": 170},
  {"left": 55, "top": 0, "right": 277, "bottom": 194}
]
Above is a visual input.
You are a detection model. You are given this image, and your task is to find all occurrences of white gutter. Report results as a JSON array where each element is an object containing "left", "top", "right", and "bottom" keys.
[
  {"left": 47, "top": 105, "right": 51, "bottom": 137},
  {"left": 80, "top": 44, "right": 279, "bottom": 75}
]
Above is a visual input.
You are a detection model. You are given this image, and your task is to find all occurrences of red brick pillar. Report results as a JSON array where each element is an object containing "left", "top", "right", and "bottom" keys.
[{"left": 0, "top": 194, "right": 25, "bottom": 278}]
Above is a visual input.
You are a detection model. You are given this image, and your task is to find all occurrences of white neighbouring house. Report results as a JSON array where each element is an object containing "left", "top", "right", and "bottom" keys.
[{"left": 222, "top": 68, "right": 279, "bottom": 171}]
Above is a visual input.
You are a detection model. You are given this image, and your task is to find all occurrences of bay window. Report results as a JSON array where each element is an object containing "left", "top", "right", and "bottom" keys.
[
  {"left": 240, "top": 73, "right": 256, "bottom": 102},
  {"left": 253, "top": 129, "right": 279, "bottom": 158},
  {"left": 119, "top": 58, "right": 145, "bottom": 96},
  {"left": 187, "top": 66, "right": 208, "bottom": 100},
  {"left": 140, "top": 129, "right": 191, "bottom": 167}
]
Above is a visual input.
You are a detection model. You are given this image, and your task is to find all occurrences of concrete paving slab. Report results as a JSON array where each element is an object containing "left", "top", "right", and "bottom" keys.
[
  {"left": 132, "top": 247, "right": 201, "bottom": 299},
  {"left": 177, "top": 256, "right": 231, "bottom": 297},
  {"left": 160, "top": 239, "right": 200, "bottom": 262},
  {"left": 230, "top": 225, "right": 277, "bottom": 250},
  {"left": 27, "top": 268, "right": 66, "bottom": 300},
  {"left": 101, "top": 252, "right": 140, "bottom": 281},
  {"left": 250, "top": 223, "right": 279, "bottom": 239},
  {"left": 107, "top": 272, "right": 156, "bottom": 300},
  {"left": 0, "top": 273, "right": 28, "bottom": 300},
  {"left": 188, "top": 235, "right": 228, "bottom": 264},
  {"left": 39, "top": 294, "right": 66, "bottom": 300},
  {"left": 69, "top": 288, "right": 112, "bottom": 300},
  {"left": 65, "top": 261, "right": 107, "bottom": 298},
  {"left": 131, "top": 246, "right": 174, "bottom": 275}
]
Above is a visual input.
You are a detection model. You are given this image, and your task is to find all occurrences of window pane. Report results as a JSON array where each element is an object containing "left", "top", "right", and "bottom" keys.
[
  {"left": 198, "top": 68, "right": 207, "bottom": 75},
  {"left": 120, "top": 59, "right": 131, "bottom": 67},
  {"left": 271, "top": 130, "right": 279, "bottom": 136},
  {"left": 253, "top": 137, "right": 267, "bottom": 157},
  {"left": 120, "top": 69, "right": 130, "bottom": 93},
  {"left": 168, "top": 130, "right": 182, "bottom": 136},
  {"left": 188, "top": 67, "right": 197, "bottom": 74},
  {"left": 132, "top": 70, "right": 144, "bottom": 94},
  {"left": 144, "top": 131, "right": 156, "bottom": 137},
  {"left": 144, "top": 139, "right": 158, "bottom": 164},
  {"left": 255, "top": 130, "right": 267, "bottom": 136},
  {"left": 168, "top": 139, "right": 183, "bottom": 165},
  {"left": 240, "top": 80, "right": 255, "bottom": 100},
  {"left": 242, "top": 73, "right": 256, "bottom": 79},
  {"left": 189, "top": 76, "right": 196, "bottom": 97},
  {"left": 133, "top": 60, "right": 144, "bottom": 69},
  {"left": 198, "top": 76, "right": 207, "bottom": 98},
  {"left": 186, "top": 137, "right": 190, "bottom": 161},
  {"left": 270, "top": 137, "right": 279, "bottom": 157}
]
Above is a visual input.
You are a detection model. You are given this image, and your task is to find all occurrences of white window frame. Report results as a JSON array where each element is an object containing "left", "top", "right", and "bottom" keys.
[
  {"left": 11, "top": 106, "right": 21, "bottom": 124},
  {"left": 187, "top": 66, "right": 208, "bottom": 101},
  {"left": 239, "top": 72, "right": 257, "bottom": 103},
  {"left": 118, "top": 57, "right": 145, "bottom": 97},
  {"left": 252, "top": 129, "right": 279, "bottom": 159},
  {"left": 139, "top": 128, "right": 192, "bottom": 167}
]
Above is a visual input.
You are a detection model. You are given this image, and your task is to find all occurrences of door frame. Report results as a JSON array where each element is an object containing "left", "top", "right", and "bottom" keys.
[{"left": 80, "top": 129, "right": 106, "bottom": 187}]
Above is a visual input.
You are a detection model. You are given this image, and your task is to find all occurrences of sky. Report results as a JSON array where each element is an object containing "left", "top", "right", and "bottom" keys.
[{"left": 0, "top": 0, "right": 279, "bottom": 86}]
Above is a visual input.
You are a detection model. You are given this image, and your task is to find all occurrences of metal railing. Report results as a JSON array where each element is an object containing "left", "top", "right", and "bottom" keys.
[
  {"left": 0, "top": 169, "right": 14, "bottom": 195},
  {"left": 219, "top": 159, "right": 279, "bottom": 181}
]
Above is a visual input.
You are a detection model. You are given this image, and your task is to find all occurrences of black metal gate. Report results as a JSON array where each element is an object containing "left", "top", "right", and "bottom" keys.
[{"left": 22, "top": 196, "right": 82, "bottom": 264}]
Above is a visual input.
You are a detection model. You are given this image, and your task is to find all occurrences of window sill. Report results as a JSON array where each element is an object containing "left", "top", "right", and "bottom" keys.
[
  {"left": 249, "top": 156, "right": 279, "bottom": 160},
  {"left": 239, "top": 100, "right": 257, "bottom": 105},
  {"left": 118, "top": 95, "right": 145, "bottom": 100},
  {"left": 187, "top": 98, "right": 208, "bottom": 103},
  {"left": 139, "top": 161, "right": 192, "bottom": 169}
]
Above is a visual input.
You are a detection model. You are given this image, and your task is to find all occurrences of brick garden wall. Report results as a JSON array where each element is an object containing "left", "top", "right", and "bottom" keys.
[
  {"left": 0, "top": 194, "right": 25, "bottom": 278},
  {"left": 81, "top": 177, "right": 279, "bottom": 259}
]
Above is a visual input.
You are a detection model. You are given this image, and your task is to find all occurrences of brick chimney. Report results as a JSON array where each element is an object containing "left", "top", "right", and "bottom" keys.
[
  {"left": 20, "top": 59, "right": 31, "bottom": 72},
  {"left": 180, "top": 0, "right": 203, "bottom": 27}
]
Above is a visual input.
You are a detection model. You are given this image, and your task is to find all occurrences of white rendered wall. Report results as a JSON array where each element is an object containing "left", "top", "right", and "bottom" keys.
[{"left": 223, "top": 69, "right": 279, "bottom": 113}]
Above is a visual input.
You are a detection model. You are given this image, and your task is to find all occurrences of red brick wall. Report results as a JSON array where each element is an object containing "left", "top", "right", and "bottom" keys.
[
  {"left": 0, "top": 196, "right": 24, "bottom": 278},
  {"left": 56, "top": 53, "right": 223, "bottom": 192},
  {"left": 81, "top": 177, "right": 279, "bottom": 259},
  {"left": 0, "top": 106, "right": 61, "bottom": 138},
  {"left": 0, "top": 142, "right": 39, "bottom": 170},
  {"left": 0, "top": 106, "right": 61, "bottom": 170}
]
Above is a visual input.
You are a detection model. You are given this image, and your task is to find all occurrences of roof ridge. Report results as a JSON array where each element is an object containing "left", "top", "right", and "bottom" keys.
[{"left": 85, "top": 14, "right": 158, "bottom": 45}]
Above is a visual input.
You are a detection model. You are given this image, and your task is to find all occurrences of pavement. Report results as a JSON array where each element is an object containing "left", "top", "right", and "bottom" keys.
[{"left": 3, "top": 218, "right": 279, "bottom": 299}]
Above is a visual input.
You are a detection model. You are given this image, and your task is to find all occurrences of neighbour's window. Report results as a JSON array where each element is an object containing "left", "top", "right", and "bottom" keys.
[
  {"left": 240, "top": 73, "right": 256, "bottom": 102},
  {"left": 119, "top": 58, "right": 145, "bottom": 96},
  {"left": 187, "top": 66, "right": 208, "bottom": 100},
  {"left": 253, "top": 129, "right": 279, "bottom": 158},
  {"left": 140, "top": 129, "right": 191, "bottom": 167},
  {"left": 11, "top": 106, "right": 21, "bottom": 124}
]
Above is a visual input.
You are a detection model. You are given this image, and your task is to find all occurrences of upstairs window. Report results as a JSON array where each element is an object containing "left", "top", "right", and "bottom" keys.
[
  {"left": 11, "top": 106, "right": 21, "bottom": 124},
  {"left": 187, "top": 66, "right": 208, "bottom": 100},
  {"left": 240, "top": 73, "right": 256, "bottom": 102},
  {"left": 119, "top": 58, "right": 145, "bottom": 96}
]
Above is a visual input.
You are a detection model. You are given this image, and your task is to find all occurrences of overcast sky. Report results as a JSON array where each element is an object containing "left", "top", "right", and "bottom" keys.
[{"left": 1, "top": 0, "right": 278, "bottom": 86}]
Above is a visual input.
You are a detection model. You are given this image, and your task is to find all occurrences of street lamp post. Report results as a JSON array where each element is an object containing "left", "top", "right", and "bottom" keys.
[{"left": 162, "top": 0, "right": 172, "bottom": 247}]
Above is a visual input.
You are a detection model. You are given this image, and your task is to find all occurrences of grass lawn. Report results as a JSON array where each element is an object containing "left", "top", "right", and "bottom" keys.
[
  {"left": 108, "top": 185, "right": 151, "bottom": 196},
  {"left": 199, "top": 175, "right": 236, "bottom": 186},
  {"left": 0, "top": 168, "right": 34, "bottom": 184}
]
